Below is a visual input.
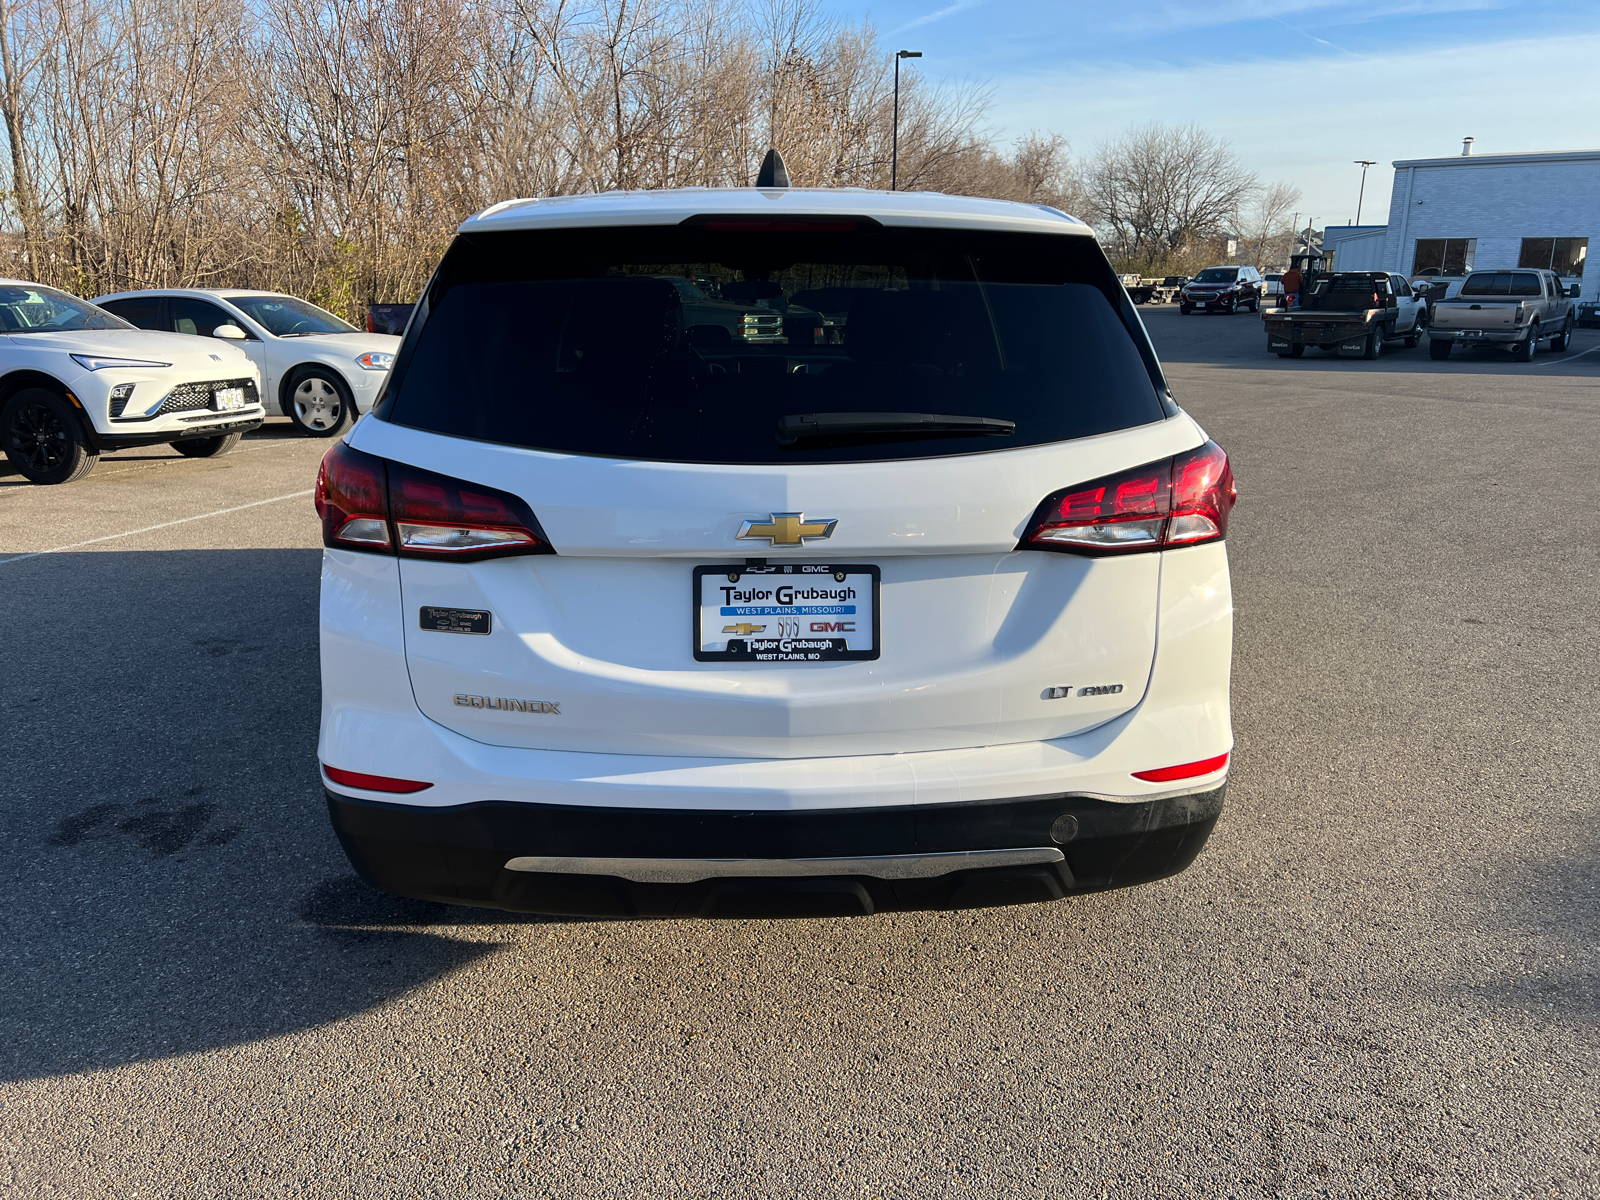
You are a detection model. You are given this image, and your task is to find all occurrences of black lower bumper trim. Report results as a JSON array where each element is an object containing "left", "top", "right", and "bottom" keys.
[
  {"left": 89, "top": 417, "right": 263, "bottom": 452},
  {"left": 326, "top": 785, "right": 1225, "bottom": 919}
]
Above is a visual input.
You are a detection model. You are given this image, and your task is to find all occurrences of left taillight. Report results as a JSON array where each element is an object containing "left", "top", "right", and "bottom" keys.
[
  {"left": 1017, "top": 441, "right": 1236, "bottom": 556},
  {"left": 314, "top": 441, "right": 553, "bottom": 561},
  {"left": 315, "top": 442, "right": 391, "bottom": 550}
]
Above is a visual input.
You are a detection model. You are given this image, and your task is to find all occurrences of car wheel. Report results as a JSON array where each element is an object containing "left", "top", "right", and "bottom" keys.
[
  {"left": 1428, "top": 338, "right": 1452, "bottom": 360},
  {"left": 1180, "top": 305, "right": 1192, "bottom": 315},
  {"left": 171, "top": 432, "right": 243, "bottom": 459},
  {"left": 1550, "top": 315, "right": 1574, "bottom": 351},
  {"left": 1513, "top": 324, "right": 1537, "bottom": 362},
  {"left": 1363, "top": 326, "right": 1382, "bottom": 359},
  {"left": 1, "top": 388, "right": 99, "bottom": 485},
  {"left": 1248, "top": 298, "right": 1259, "bottom": 313},
  {"left": 286, "top": 369, "right": 353, "bottom": 437}
]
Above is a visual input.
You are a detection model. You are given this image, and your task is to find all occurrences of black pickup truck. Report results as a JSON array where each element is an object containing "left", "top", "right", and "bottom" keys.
[{"left": 1262, "top": 271, "right": 1428, "bottom": 359}]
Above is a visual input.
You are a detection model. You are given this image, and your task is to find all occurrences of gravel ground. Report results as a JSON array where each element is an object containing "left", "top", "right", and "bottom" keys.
[{"left": 1, "top": 315, "right": 1596, "bottom": 1198}]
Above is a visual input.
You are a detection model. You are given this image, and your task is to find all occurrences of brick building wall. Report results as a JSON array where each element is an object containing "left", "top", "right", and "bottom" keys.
[{"left": 1380, "top": 150, "right": 1600, "bottom": 287}]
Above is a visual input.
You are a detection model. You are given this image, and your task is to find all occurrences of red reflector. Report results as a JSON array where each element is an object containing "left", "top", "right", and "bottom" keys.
[
  {"left": 323, "top": 765, "right": 433, "bottom": 794},
  {"left": 1132, "top": 752, "right": 1229, "bottom": 783}
]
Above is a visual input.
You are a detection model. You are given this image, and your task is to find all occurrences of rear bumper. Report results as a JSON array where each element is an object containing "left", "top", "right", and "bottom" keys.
[
  {"left": 1428, "top": 329, "right": 1520, "bottom": 344},
  {"left": 327, "top": 783, "right": 1225, "bottom": 917},
  {"left": 1262, "top": 317, "right": 1373, "bottom": 345}
]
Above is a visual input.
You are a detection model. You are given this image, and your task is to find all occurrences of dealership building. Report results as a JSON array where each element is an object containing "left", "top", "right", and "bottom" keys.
[{"left": 1373, "top": 144, "right": 1597, "bottom": 297}]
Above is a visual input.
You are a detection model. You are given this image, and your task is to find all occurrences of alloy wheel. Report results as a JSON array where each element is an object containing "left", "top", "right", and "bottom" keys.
[
  {"left": 293, "top": 376, "right": 345, "bottom": 431},
  {"left": 5, "top": 401, "right": 69, "bottom": 472}
]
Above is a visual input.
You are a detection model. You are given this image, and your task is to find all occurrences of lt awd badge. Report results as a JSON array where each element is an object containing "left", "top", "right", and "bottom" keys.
[{"left": 736, "top": 512, "right": 836, "bottom": 546}]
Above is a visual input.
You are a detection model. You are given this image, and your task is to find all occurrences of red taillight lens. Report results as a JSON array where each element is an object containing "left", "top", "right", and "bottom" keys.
[
  {"left": 315, "top": 442, "right": 391, "bottom": 550},
  {"left": 1167, "top": 441, "right": 1236, "bottom": 547},
  {"left": 323, "top": 765, "right": 433, "bottom": 794},
  {"left": 1132, "top": 752, "right": 1229, "bottom": 783},
  {"left": 1018, "top": 441, "right": 1235, "bottom": 555},
  {"left": 388, "top": 460, "right": 550, "bottom": 560},
  {"left": 314, "top": 443, "right": 553, "bottom": 560}
]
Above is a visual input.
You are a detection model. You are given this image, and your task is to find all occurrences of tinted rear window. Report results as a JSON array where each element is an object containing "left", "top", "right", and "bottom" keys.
[
  {"left": 1461, "top": 272, "right": 1543, "bottom": 297},
  {"left": 378, "top": 224, "right": 1169, "bottom": 465}
]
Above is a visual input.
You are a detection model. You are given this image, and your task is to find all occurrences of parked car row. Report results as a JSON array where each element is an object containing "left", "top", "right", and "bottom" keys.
[
  {"left": 0, "top": 281, "right": 403, "bottom": 483},
  {"left": 1260, "top": 268, "right": 1576, "bottom": 361}
]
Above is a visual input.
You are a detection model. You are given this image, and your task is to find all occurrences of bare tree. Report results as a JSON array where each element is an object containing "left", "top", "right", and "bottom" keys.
[
  {"left": 1234, "top": 179, "right": 1299, "bottom": 271},
  {"left": 0, "top": 2, "right": 1226, "bottom": 318},
  {"left": 1086, "top": 122, "right": 1257, "bottom": 271}
]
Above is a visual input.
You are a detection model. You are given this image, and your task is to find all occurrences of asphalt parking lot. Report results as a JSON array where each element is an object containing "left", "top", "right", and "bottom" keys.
[{"left": 3, "top": 309, "right": 1597, "bottom": 1198}]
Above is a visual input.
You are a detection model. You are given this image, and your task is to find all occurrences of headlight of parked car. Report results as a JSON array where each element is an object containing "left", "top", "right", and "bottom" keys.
[
  {"left": 71, "top": 354, "right": 172, "bottom": 371},
  {"left": 355, "top": 352, "right": 395, "bottom": 371}
]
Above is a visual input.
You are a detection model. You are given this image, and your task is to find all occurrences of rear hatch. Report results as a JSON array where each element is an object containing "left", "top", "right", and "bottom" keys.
[{"left": 357, "top": 216, "right": 1197, "bottom": 759}]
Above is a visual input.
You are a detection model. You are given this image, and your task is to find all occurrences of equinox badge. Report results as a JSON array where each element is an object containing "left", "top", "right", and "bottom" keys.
[{"left": 736, "top": 512, "right": 837, "bottom": 546}]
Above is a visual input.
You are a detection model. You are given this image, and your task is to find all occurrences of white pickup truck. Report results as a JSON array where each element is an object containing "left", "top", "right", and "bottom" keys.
[{"left": 1428, "top": 268, "right": 1576, "bottom": 361}]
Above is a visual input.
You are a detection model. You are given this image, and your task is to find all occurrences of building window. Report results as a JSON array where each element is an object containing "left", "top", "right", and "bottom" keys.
[
  {"left": 1412, "top": 238, "right": 1477, "bottom": 276},
  {"left": 1518, "top": 237, "right": 1587, "bottom": 277}
]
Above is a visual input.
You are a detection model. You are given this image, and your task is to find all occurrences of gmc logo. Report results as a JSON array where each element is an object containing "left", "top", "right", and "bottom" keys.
[{"left": 810, "top": 621, "right": 856, "bottom": 633}]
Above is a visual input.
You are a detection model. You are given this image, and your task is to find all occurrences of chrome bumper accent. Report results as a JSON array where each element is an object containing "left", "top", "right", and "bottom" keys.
[{"left": 503, "top": 846, "right": 1064, "bottom": 884}]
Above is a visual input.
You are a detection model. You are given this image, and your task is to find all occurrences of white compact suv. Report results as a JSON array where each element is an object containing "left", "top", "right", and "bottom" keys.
[
  {"left": 92, "top": 289, "right": 400, "bottom": 437},
  {"left": 0, "top": 281, "right": 264, "bottom": 484},
  {"left": 317, "top": 187, "right": 1236, "bottom": 919}
]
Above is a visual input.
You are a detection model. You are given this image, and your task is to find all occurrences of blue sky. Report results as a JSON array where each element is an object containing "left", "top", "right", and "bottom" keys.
[{"left": 831, "top": 0, "right": 1600, "bottom": 230}]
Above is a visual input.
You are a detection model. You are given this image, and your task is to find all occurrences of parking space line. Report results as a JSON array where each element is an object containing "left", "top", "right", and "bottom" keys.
[
  {"left": 1530, "top": 343, "right": 1600, "bottom": 366},
  {"left": 0, "top": 489, "right": 315, "bottom": 567}
]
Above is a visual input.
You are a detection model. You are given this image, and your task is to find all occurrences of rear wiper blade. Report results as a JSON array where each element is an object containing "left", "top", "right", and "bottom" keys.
[{"left": 777, "top": 412, "right": 1015, "bottom": 445}]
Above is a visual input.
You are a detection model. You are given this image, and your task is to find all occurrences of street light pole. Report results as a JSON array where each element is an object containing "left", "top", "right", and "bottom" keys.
[
  {"left": 1353, "top": 160, "right": 1377, "bottom": 225},
  {"left": 892, "top": 50, "right": 922, "bottom": 191}
]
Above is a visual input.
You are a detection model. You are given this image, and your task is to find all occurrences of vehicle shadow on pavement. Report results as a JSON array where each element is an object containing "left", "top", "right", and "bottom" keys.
[{"left": 0, "top": 548, "right": 562, "bottom": 1084}]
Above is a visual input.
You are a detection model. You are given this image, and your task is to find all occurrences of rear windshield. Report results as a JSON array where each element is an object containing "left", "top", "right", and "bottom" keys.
[
  {"left": 377, "top": 224, "right": 1170, "bottom": 465},
  {"left": 1460, "top": 272, "right": 1543, "bottom": 297}
]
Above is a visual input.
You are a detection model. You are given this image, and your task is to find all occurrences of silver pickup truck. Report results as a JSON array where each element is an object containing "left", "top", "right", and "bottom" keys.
[{"left": 1428, "top": 268, "right": 1577, "bottom": 361}]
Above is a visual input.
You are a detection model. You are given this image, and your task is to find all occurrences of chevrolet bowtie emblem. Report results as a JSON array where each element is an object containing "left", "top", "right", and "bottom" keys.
[
  {"left": 723, "top": 623, "right": 768, "bottom": 635},
  {"left": 736, "top": 512, "right": 837, "bottom": 546}
]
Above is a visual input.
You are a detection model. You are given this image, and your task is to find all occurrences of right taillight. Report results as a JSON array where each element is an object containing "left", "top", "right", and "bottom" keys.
[
  {"left": 314, "top": 441, "right": 553, "bottom": 560},
  {"left": 1018, "top": 441, "right": 1235, "bottom": 555}
]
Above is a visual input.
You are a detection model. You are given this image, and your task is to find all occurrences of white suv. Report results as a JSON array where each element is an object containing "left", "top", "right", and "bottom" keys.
[
  {"left": 317, "top": 188, "right": 1236, "bottom": 919},
  {"left": 92, "top": 289, "right": 400, "bottom": 437},
  {"left": 0, "top": 280, "right": 263, "bottom": 484}
]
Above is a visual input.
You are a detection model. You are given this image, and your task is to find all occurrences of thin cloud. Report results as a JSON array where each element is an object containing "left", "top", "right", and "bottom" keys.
[
  {"left": 1108, "top": 0, "right": 1507, "bottom": 36},
  {"left": 891, "top": 0, "right": 983, "bottom": 35},
  {"left": 988, "top": 30, "right": 1600, "bottom": 228}
]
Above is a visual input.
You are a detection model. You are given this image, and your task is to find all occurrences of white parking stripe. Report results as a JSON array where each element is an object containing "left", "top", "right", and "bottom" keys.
[
  {"left": 0, "top": 489, "right": 314, "bottom": 567},
  {"left": 1530, "top": 343, "right": 1600, "bottom": 366}
]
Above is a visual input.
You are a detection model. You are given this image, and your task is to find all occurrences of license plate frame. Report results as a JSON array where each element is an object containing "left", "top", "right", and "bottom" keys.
[
  {"left": 212, "top": 386, "right": 246, "bottom": 411},
  {"left": 693, "top": 563, "right": 880, "bottom": 663}
]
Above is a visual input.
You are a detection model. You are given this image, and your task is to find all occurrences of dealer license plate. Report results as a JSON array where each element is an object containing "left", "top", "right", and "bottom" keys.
[
  {"left": 212, "top": 386, "right": 246, "bottom": 411},
  {"left": 694, "top": 563, "right": 880, "bottom": 662}
]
